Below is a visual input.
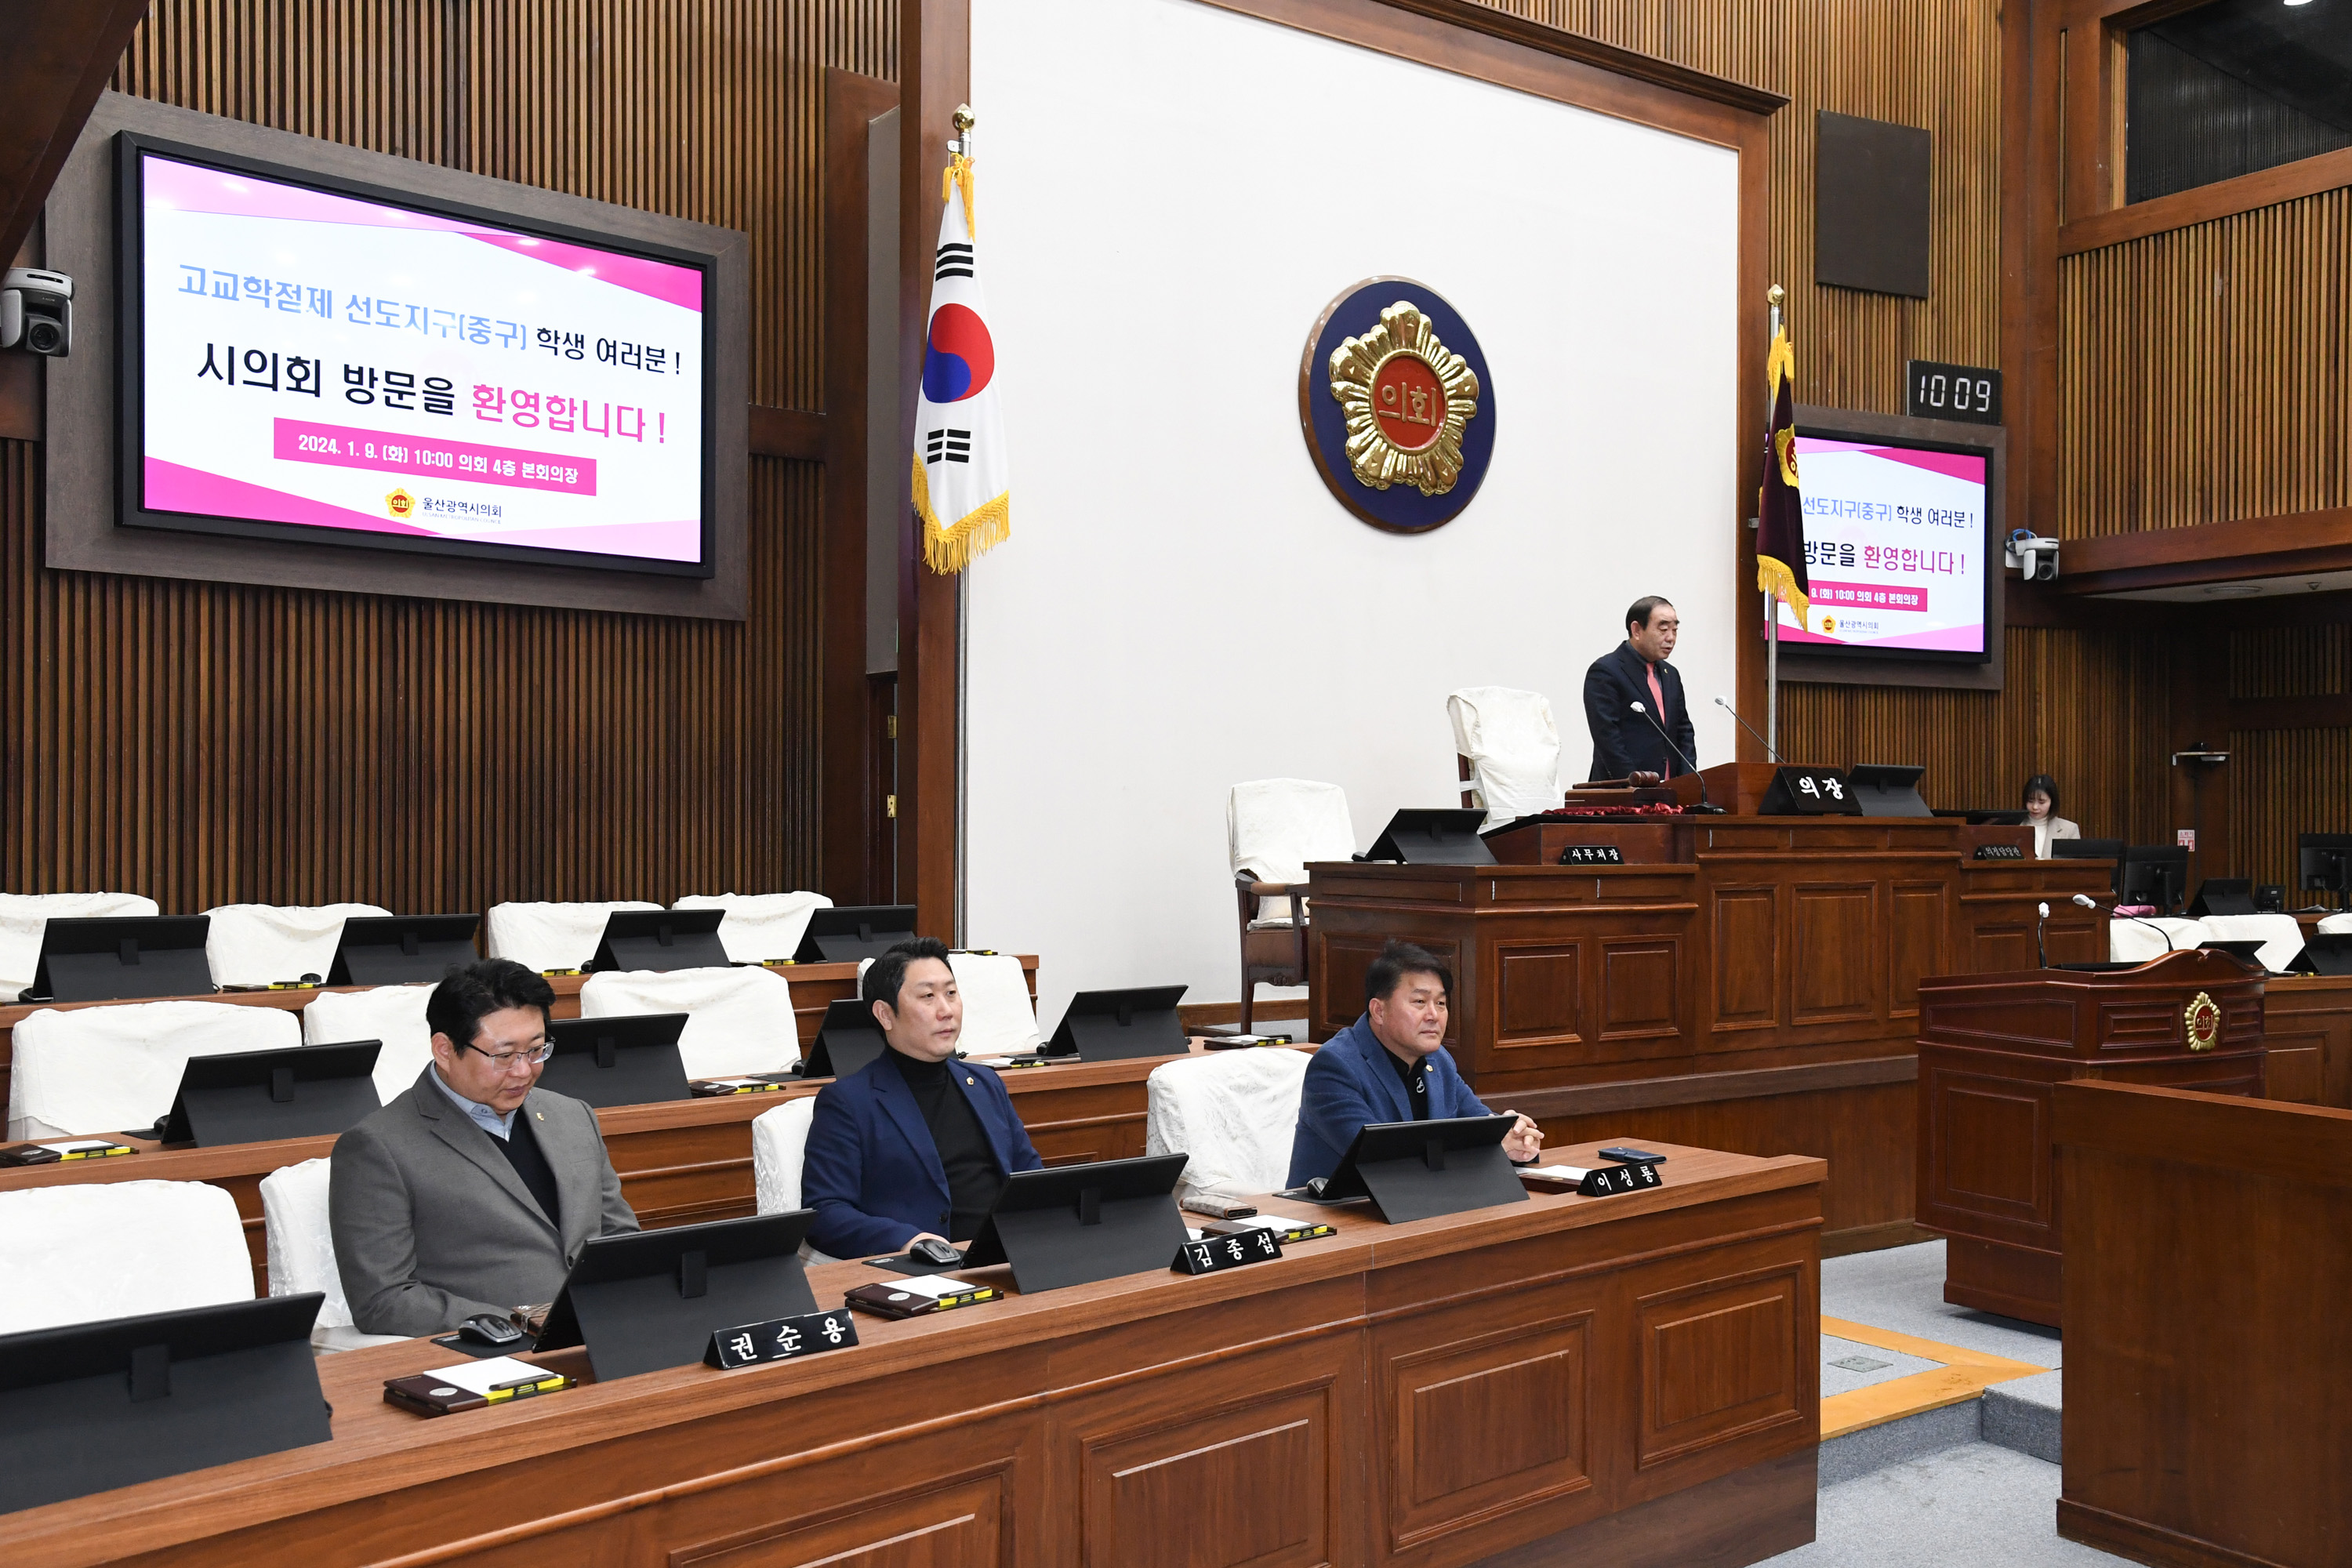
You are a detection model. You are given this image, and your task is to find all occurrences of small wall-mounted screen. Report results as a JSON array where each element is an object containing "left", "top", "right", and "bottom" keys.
[
  {"left": 1774, "top": 430, "right": 1992, "bottom": 662},
  {"left": 122, "top": 137, "right": 714, "bottom": 575}
]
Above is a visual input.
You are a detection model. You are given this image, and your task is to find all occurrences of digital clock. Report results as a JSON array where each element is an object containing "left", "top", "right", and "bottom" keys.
[{"left": 1905, "top": 359, "right": 2002, "bottom": 426}]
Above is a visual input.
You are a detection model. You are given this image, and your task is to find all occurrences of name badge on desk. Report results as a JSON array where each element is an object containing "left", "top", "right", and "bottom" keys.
[
  {"left": 1560, "top": 844, "right": 1624, "bottom": 866},
  {"left": 1579, "top": 1162, "right": 1664, "bottom": 1197},
  {"left": 1173, "top": 1229, "right": 1283, "bottom": 1276},
  {"left": 706, "top": 1308, "right": 861, "bottom": 1370},
  {"left": 1973, "top": 844, "right": 2024, "bottom": 860}
]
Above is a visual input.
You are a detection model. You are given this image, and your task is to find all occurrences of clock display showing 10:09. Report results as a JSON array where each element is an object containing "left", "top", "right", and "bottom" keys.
[{"left": 1904, "top": 359, "right": 2002, "bottom": 426}]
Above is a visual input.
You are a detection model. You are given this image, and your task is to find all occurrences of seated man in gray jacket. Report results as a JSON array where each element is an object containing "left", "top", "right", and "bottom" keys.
[{"left": 329, "top": 958, "right": 638, "bottom": 1338}]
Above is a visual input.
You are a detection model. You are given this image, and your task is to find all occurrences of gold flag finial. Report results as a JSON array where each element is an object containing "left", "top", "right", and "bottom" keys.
[
  {"left": 1767, "top": 283, "right": 1785, "bottom": 309},
  {"left": 951, "top": 104, "right": 976, "bottom": 135}
]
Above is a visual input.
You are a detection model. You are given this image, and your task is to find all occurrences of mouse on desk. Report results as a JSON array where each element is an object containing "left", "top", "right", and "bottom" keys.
[
  {"left": 909, "top": 1237, "right": 962, "bottom": 1267},
  {"left": 458, "top": 1312, "right": 524, "bottom": 1349}
]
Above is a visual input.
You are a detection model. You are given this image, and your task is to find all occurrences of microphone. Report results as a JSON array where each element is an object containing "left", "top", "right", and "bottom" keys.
[
  {"left": 1713, "top": 695, "right": 1782, "bottom": 764},
  {"left": 2037, "top": 901, "right": 2049, "bottom": 969},
  {"left": 1629, "top": 702, "right": 1721, "bottom": 813},
  {"left": 2089, "top": 891, "right": 2176, "bottom": 957}
]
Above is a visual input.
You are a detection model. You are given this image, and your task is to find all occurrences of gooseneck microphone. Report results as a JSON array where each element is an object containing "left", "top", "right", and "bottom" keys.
[
  {"left": 2037, "top": 901, "right": 2050, "bottom": 968},
  {"left": 1712, "top": 695, "right": 1782, "bottom": 764},
  {"left": 1629, "top": 702, "right": 1721, "bottom": 813},
  {"left": 2089, "top": 891, "right": 2176, "bottom": 958}
]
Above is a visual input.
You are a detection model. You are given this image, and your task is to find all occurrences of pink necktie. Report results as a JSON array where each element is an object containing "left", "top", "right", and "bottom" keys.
[{"left": 1646, "top": 663, "right": 1666, "bottom": 718}]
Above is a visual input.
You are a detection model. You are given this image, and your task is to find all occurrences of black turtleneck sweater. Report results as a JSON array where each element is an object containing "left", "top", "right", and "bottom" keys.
[
  {"left": 1385, "top": 1044, "right": 1432, "bottom": 1121},
  {"left": 891, "top": 1047, "right": 1004, "bottom": 1240}
]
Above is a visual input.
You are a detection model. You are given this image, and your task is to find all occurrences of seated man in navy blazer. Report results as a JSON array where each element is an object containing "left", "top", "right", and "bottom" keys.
[
  {"left": 1287, "top": 939, "right": 1541, "bottom": 1186},
  {"left": 801, "top": 936, "right": 1042, "bottom": 1257}
]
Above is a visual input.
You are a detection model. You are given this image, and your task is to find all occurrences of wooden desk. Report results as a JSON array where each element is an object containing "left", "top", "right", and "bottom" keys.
[
  {"left": 0, "top": 1040, "right": 1211, "bottom": 1298},
  {"left": 1306, "top": 817, "right": 2109, "bottom": 1250},
  {"left": 2054, "top": 1083, "right": 2352, "bottom": 1568},
  {"left": 3, "top": 1139, "right": 1824, "bottom": 1568},
  {"left": 1915, "top": 950, "right": 2267, "bottom": 1327},
  {"left": 2259, "top": 973, "right": 2352, "bottom": 1108},
  {"left": 0, "top": 956, "right": 1040, "bottom": 1105}
]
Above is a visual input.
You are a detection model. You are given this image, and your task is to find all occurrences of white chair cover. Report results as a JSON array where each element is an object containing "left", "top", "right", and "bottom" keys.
[
  {"left": 672, "top": 891, "right": 834, "bottom": 964},
  {"left": 1228, "top": 779, "right": 1355, "bottom": 924},
  {"left": 1447, "top": 686, "right": 1563, "bottom": 829},
  {"left": 579, "top": 965, "right": 798, "bottom": 1078},
  {"left": 750, "top": 1099, "right": 835, "bottom": 1263},
  {"left": 0, "top": 1180, "right": 254, "bottom": 1334},
  {"left": 8, "top": 1000, "right": 303, "bottom": 1141},
  {"left": 2318, "top": 913, "right": 2352, "bottom": 936},
  {"left": 303, "top": 985, "right": 436, "bottom": 1106},
  {"left": 753, "top": 1098, "right": 817, "bottom": 1214},
  {"left": 949, "top": 951, "right": 1039, "bottom": 1057},
  {"left": 2197, "top": 913, "right": 2307, "bottom": 972},
  {"left": 261, "top": 1156, "right": 405, "bottom": 1351},
  {"left": 2109, "top": 916, "right": 2208, "bottom": 964},
  {"left": 485, "top": 900, "right": 661, "bottom": 972},
  {"left": 203, "top": 902, "right": 390, "bottom": 988},
  {"left": 0, "top": 891, "right": 161, "bottom": 1003},
  {"left": 1143, "top": 1047, "right": 1312, "bottom": 1206}
]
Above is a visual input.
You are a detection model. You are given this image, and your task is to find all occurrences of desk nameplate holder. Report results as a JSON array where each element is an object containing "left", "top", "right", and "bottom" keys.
[
  {"left": 1973, "top": 844, "right": 2025, "bottom": 860},
  {"left": 1174, "top": 1227, "right": 1282, "bottom": 1276},
  {"left": 1759, "top": 768, "right": 1861, "bottom": 815},
  {"left": 706, "top": 1308, "right": 859, "bottom": 1370},
  {"left": 1560, "top": 844, "right": 1625, "bottom": 866}
]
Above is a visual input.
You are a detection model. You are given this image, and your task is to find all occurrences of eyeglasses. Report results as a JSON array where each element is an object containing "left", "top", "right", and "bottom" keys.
[{"left": 461, "top": 1041, "right": 554, "bottom": 1070}]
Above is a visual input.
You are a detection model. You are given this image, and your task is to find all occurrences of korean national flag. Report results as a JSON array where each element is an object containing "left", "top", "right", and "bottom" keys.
[{"left": 911, "top": 155, "right": 1009, "bottom": 572}]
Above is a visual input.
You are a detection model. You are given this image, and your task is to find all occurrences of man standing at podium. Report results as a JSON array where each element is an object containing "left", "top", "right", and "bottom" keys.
[{"left": 1583, "top": 595, "right": 1695, "bottom": 782}]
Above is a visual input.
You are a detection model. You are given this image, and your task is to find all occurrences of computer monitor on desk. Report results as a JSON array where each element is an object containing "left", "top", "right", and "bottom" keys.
[
  {"left": 2299, "top": 833, "right": 2352, "bottom": 910},
  {"left": 2051, "top": 837, "right": 2124, "bottom": 892},
  {"left": 793, "top": 906, "right": 919, "bottom": 963},
  {"left": 2118, "top": 845, "right": 2189, "bottom": 914}
]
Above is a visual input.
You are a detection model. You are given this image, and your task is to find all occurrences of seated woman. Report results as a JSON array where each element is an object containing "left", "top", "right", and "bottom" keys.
[{"left": 2023, "top": 773, "right": 2080, "bottom": 859}]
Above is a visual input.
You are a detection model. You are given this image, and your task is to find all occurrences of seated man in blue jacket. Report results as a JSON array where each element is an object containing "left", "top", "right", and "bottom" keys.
[
  {"left": 801, "top": 936, "right": 1042, "bottom": 1258},
  {"left": 1288, "top": 939, "right": 1541, "bottom": 1186}
]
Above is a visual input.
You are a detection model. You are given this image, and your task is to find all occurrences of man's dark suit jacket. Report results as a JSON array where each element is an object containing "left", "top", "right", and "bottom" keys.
[
  {"left": 800, "top": 1047, "right": 1043, "bottom": 1258},
  {"left": 1583, "top": 640, "right": 1696, "bottom": 782}
]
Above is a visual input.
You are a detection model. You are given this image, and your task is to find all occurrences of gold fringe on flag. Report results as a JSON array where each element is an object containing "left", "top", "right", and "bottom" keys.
[
  {"left": 1755, "top": 552, "right": 1807, "bottom": 621},
  {"left": 911, "top": 452, "right": 1009, "bottom": 574},
  {"left": 941, "top": 154, "right": 976, "bottom": 238}
]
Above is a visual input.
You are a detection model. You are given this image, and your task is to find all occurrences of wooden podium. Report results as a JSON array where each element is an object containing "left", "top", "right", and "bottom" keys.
[
  {"left": 2055, "top": 1083, "right": 2352, "bottom": 1568},
  {"left": 1916, "top": 949, "right": 2267, "bottom": 1326}
]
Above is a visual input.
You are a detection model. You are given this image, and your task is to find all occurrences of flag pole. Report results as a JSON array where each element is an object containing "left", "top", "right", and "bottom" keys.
[{"left": 1764, "top": 283, "right": 1784, "bottom": 762}]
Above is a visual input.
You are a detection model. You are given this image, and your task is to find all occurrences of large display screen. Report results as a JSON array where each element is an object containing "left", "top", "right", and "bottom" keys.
[
  {"left": 118, "top": 136, "right": 714, "bottom": 575},
  {"left": 1773, "top": 429, "right": 1992, "bottom": 661}
]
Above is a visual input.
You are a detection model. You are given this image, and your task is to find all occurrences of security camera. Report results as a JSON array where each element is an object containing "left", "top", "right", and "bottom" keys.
[
  {"left": 1, "top": 267, "right": 72, "bottom": 358},
  {"left": 2004, "top": 529, "right": 2059, "bottom": 582}
]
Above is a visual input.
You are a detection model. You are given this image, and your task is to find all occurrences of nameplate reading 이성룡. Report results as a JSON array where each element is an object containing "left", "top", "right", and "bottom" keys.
[
  {"left": 1173, "top": 1229, "right": 1283, "bottom": 1276},
  {"left": 706, "top": 1308, "right": 861, "bottom": 1370}
]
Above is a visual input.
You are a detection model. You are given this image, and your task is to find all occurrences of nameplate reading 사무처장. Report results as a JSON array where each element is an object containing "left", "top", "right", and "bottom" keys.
[{"left": 1559, "top": 845, "right": 1624, "bottom": 866}]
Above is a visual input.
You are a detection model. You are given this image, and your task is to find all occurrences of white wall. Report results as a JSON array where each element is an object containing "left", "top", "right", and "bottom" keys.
[{"left": 966, "top": 0, "right": 1742, "bottom": 1022}]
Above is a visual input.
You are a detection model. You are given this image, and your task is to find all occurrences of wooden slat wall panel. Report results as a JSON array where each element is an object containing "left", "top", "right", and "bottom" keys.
[
  {"left": 1781, "top": 623, "right": 2175, "bottom": 837},
  {"left": 2228, "top": 728, "right": 2352, "bottom": 896},
  {"left": 2057, "top": 187, "right": 2352, "bottom": 539},
  {"left": 0, "top": 3, "right": 894, "bottom": 913},
  {"left": 2231, "top": 625, "right": 2351, "bottom": 702}
]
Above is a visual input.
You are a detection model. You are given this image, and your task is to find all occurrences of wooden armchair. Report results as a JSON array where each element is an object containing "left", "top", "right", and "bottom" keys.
[{"left": 1235, "top": 873, "right": 1310, "bottom": 1032}]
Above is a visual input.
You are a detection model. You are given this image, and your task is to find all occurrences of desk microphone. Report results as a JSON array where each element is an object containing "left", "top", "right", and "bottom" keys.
[
  {"left": 2037, "top": 902, "right": 2049, "bottom": 968},
  {"left": 1712, "top": 695, "right": 1782, "bottom": 764},
  {"left": 1629, "top": 702, "right": 1722, "bottom": 813},
  {"left": 2091, "top": 892, "right": 2176, "bottom": 957}
]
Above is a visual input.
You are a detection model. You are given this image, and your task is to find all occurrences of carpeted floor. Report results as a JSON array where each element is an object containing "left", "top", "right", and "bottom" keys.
[
  {"left": 1820, "top": 1239, "right": 2063, "bottom": 1368},
  {"left": 1758, "top": 1443, "right": 2131, "bottom": 1566}
]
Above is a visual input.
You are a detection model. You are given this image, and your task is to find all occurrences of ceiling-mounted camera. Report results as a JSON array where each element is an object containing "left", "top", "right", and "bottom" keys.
[
  {"left": 1, "top": 267, "right": 73, "bottom": 358},
  {"left": 2004, "top": 528, "right": 2059, "bottom": 582}
]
